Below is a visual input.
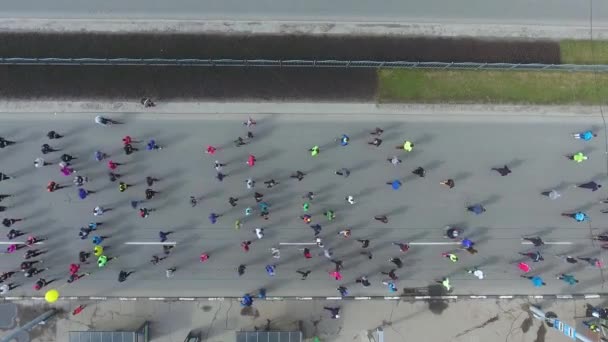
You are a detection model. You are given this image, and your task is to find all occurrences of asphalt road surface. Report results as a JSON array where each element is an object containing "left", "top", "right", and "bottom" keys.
[
  {"left": 0, "top": 113, "right": 607, "bottom": 298},
  {"left": 0, "top": 0, "right": 605, "bottom": 26}
]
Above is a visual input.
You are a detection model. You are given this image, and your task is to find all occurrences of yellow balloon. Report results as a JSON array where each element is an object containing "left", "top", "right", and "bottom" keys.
[{"left": 45, "top": 289, "right": 59, "bottom": 303}]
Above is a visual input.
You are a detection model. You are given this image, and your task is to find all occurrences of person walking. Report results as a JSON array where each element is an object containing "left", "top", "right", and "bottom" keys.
[
  {"left": 0, "top": 137, "right": 15, "bottom": 148},
  {"left": 246, "top": 178, "right": 255, "bottom": 190},
  {"left": 345, "top": 196, "right": 356, "bottom": 205},
  {"left": 47, "top": 131, "right": 63, "bottom": 139},
  {"left": 78, "top": 188, "right": 94, "bottom": 200},
  {"left": 412, "top": 167, "right": 426, "bottom": 178},
  {"left": 34, "top": 157, "right": 50, "bottom": 168},
  {"left": 370, "top": 127, "right": 384, "bottom": 135},
  {"left": 387, "top": 156, "right": 402, "bottom": 165},
  {"left": 519, "top": 251, "right": 544, "bottom": 262},
  {"left": 297, "top": 270, "right": 312, "bottom": 280},
  {"left": 337, "top": 134, "right": 349, "bottom": 146},
  {"left": 214, "top": 160, "right": 225, "bottom": 172},
  {"left": 0, "top": 173, "right": 11, "bottom": 182},
  {"left": 241, "top": 241, "right": 252, "bottom": 252},
  {"left": 441, "top": 252, "right": 459, "bottom": 263},
  {"left": 146, "top": 139, "right": 162, "bottom": 150},
  {"left": 61, "top": 153, "right": 77, "bottom": 164},
  {"left": 237, "top": 264, "right": 246, "bottom": 276},
  {"left": 303, "top": 191, "right": 315, "bottom": 201},
  {"left": 491, "top": 165, "right": 512, "bottom": 176},
  {"left": 118, "top": 182, "right": 130, "bottom": 192},
  {"left": 572, "top": 130, "right": 597, "bottom": 141},
  {"left": 561, "top": 211, "right": 589, "bottom": 222},
  {"left": 301, "top": 248, "right": 312, "bottom": 259},
  {"left": 382, "top": 281, "right": 398, "bottom": 292},
  {"left": 141, "top": 97, "right": 155, "bottom": 107},
  {"left": 73, "top": 175, "right": 88, "bottom": 187},
  {"left": 208, "top": 213, "right": 221, "bottom": 224},
  {"left": 357, "top": 239, "right": 370, "bottom": 248},
  {"left": 541, "top": 189, "right": 561, "bottom": 200},
  {"left": 205, "top": 145, "right": 217, "bottom": 155},
  {"left": 166, "top": 267, "right": 176, "bottom": 278},
  {"left": 33, "top": 278, "right": 48, "bottom": 291},
  {"left": 255, "top": 228, "right": 265, "bottom": 239},
  {"left": 387, "top": 180, "right": 402, "bottom": 190},
  {"left": 228, "top": 197, "right": 238, "bottom": 207},
  {"left": 467, "top": 267, "right": 484, "bottom": 279},
  {"left": 576, "top": 181, "right": 602, "bottom": 191},
  {"left": 439, "top": 277, "right": 451, "bottom": 291},
  {"left": 309, "top": 146, "right": 320, "bottom": 157},
  {"left": 46, "top": 181, "right": 66, "bottom": 192},
  {"left": 123, "top": 144, "right": 138, "bottom": 155},
  {"left": 310, "top": 223, "right": 322, "bottom": 236},
  {"left": 337, "top": 286, "right": 348, "bottom": 296},
  {"left": 467, "top": 204, "right": 486, "bottom": 215},
  {"left": 159, "top": 231, "right": 172, "bottom": 242},
  {"left": 265, "top": 264, "right": 277, "bottom": 276},
  {"left": 392, "top": 242, "right": 410, "bottom": 253},
  {"left": 440, "top": 179, "right": 455, "bottom": 189},
  {"left": 567, "top": 152, "right": 588, "bottom": 163},
  {"left": 107, "top": 160, "right": 121, "bottom": 171},
  {"left": 2, "top": 218, "right": 22, "bottom": 228},
  {"left": 356, "top": 276, "right": 371, "bottom": 287},
  {"left": 246, "top": 154, "right": 256, "bottom": 167},
  {"left": 521, "top": 275, "right": 546, "bottom": 287},
  {"left": 335, "top": 168, "right": 350, "bottom": 177},
  {"left": 254, "top": 192, "right": 264, "bottom": 203},
  {"left": 94, "top": 151, "right": 107, "bottom": 162},
  {"left": 139, "top": 208, "right": 155, "bottom": 218},
  {"left": 146, "top": 176, "right": 159, "bottom": 186},
  {"left": 396, "top": 140, "right": 414, "bottom": 152},
  {"left": 118, "top": 270, "right": 132, "bottom": 282},
  {"left": 518, "top": 262, "right": 531, "bottom": 273},
  {"left": 557, "top": 273, "right": 579, "bottom": 285},
  {"left": 381, "top": 269, "right": 398, "bottom": 280},
  {"left": 324, "top": 306, "right": 341, "bottom": 319},
  {"left": 577, "top": 257, "right": 603, "bottom": 268},
  {"left": 522, "top": 236, "right": 544, "bottom": 246},
  {"left": 368, "top": 137, "right": 382, "bottom": 147},
  {"left": 41, "top": 143, "right": 58, "bottom": 154},
  {"left": 388, "top": 257, "right": 403, "bottom": 268},
  {"left": 145, "top": 189, "right": 158, "bottom": 200},
  {"left": 290, "top": 171, "right": 306, "bottom": 181},
  {"left": 95, "top": 115, "right": 120, "bottom": 126},
  {"left": 374, "top": 215, "right": 389, "bottom": 223},
  {"left": 264, "top": 179, "right": 278, "bottom": 188}
]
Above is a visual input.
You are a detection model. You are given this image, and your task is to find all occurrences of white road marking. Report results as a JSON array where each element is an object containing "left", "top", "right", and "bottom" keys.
[
  {"left": 124, "top": 242, "right": 177, "bottom": 245},
  {"left": 409, "top": 242, "right": 460, "bottom": 245},
  {"left": 279, "top": 242, "right": 316, "bottom": 245},
  {"left": 521, "top": 242, "right": 572, "bottom": 245},
  {"left": 0, "top": 242, "right": 44, "bottom": 245}
]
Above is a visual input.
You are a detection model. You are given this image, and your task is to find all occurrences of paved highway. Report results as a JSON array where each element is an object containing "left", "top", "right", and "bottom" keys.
[
  {"left": 0, "top": 113, "right": 606, "bottom": 298},
  {"left": 0, "top": 0, "right": 605, "bottom": 26}
]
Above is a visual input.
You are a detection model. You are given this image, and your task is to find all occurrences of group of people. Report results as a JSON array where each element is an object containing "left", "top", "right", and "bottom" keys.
[{"left": 0, "top": 114, "right": 605, "bottom": 322}]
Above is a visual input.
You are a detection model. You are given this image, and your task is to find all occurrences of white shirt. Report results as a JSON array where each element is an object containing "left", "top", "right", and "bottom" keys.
[
  {"left": 473, "top": 270, "right": 484, "bottom": 279},
  {"left": 34, "top": 157, "right": 45, "bottom": 168},
  {"left": 255, "top": 228, "right": 264, "bottom": 239}
]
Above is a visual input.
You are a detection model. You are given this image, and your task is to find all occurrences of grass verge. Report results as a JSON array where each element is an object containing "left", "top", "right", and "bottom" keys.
[
  {"left": 377, "top": 69, "right": 608, "bottom": 105},
  {"left": 560, "top": 40, "right": 608, "bottom": 64}
]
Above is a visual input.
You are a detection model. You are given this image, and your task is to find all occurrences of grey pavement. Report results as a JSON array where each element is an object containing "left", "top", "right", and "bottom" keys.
[
  {"left": 1, "top": 298, "right": 606, "bottom": 342},
  {"left": 0, "top": 0, "right": 606, "bottom": 27},
  {"left": 0, "top": 113, "right": 606, "bottom": 298}
]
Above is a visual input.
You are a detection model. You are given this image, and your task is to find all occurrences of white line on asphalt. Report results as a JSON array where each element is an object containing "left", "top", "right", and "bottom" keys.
[
  {"left": 409, "top": 242, "right": 460, "bottom": 245},
  {"left": 279, "top": 242, "right": 317, "bottom": 245},
  {"left": 124, "top": 242, "right": 177, "bottom": 245},
  {"left": 521, "top": 242, "right": 572, "bottom": 245},
  {"left": 0, "top": 242, "right": 44, "bottom": 245}
]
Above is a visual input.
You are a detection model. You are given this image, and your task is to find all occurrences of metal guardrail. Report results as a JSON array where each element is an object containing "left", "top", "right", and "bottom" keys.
[{"left": 1, "top": 57, "right": 608, "bottom": 72}]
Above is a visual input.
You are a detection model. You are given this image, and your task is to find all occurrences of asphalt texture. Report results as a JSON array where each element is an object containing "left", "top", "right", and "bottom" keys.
[
  {"left": 0, "top": 0, "right": 605, "bottom": 27},
  {"left": 0, "top": 113, "right": 606, "bottom": 298},
  {"left": 0, "top": 33, "right": 561, "bottom": 63},
  {"left": 0, "top": 66, "right": 377, "bottom": 101}
]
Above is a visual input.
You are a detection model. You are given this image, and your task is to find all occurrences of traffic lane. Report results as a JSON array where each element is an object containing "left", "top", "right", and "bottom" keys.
[
  {"left": 0, "top": 115, "right": 604, "bottom": 296},
  {"left": 0, "top": 0, "right": 601, "bottom": 26}
]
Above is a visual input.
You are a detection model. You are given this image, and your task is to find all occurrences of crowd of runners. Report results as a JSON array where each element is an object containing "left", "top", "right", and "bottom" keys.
[{"left": 0, "top": 115, "right": 605, "bottom": 321}]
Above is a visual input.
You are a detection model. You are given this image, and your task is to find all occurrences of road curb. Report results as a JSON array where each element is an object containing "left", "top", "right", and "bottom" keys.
[{"left": 2, "top": 294, "right": 605, "bottom": 302}]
